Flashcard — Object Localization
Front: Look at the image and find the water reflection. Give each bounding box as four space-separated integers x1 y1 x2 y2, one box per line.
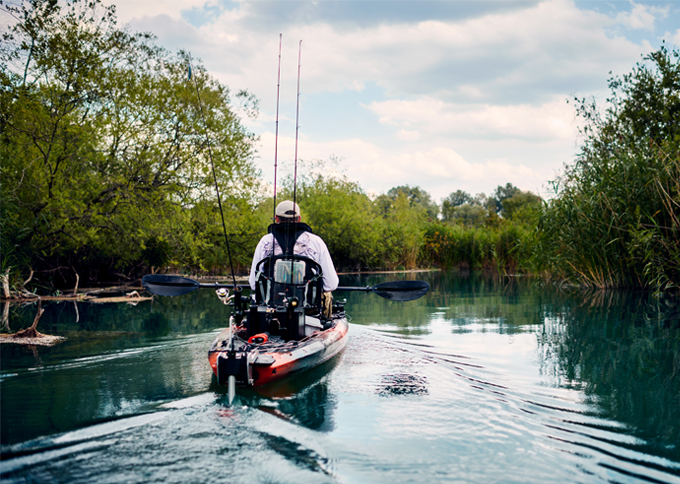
1 290 231 447
2 271 680 484
538 290 680 462
345 271 680 467
232 357 343 433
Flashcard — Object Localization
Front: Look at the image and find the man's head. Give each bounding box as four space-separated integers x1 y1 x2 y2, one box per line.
275 200 301 223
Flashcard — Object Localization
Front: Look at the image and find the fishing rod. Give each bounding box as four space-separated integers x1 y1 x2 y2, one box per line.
272 33 282 220
288 40 303 282
188 55 238 290
293 40 302 213
187 56 244 404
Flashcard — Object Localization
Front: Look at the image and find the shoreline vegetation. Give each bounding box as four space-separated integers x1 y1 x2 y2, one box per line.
1 1 679 306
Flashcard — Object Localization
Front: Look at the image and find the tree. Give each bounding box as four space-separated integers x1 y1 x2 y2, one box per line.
502 191 542 224
285 172 384 270
441 190 473 221
539 45 680 291
448 204 487 226
489 183 521 215
384 185 439 220
0 0 260 286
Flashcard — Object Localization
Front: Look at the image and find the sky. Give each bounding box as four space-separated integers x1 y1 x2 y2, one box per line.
107 0 680 202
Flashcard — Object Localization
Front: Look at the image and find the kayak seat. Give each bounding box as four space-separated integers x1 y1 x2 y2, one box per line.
254 255 324 312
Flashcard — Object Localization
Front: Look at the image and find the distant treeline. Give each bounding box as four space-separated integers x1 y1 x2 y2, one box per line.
1 1 678 293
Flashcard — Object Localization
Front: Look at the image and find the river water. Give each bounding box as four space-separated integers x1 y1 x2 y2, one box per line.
1 272 679 483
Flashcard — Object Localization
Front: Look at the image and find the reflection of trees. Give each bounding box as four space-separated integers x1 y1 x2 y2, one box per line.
3 290 229 335
341 272 546 334
538 291 680 461
0 290 234 446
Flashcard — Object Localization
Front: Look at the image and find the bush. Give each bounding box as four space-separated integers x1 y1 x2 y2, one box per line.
538 46 680 291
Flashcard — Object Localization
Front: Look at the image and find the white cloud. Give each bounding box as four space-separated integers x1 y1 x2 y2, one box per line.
256 131 552 200
365 96 577 143
614 1 668 30
110 0 213 22
396 129 421 142
103 0 663 198
669 29 680 48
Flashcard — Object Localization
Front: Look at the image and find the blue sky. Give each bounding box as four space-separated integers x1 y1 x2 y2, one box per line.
109 0 680 201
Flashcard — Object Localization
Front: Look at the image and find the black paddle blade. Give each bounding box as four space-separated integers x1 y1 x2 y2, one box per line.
372 280 430 301
142 274 200 297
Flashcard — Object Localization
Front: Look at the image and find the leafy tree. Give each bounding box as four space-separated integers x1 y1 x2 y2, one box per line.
287 172 383 270
489 183 521 215
384 185 439 220
0 0 260 286
539 45 680 291
502 191 543 224
441 190 473 222
448 204 488 226
382 192 425 269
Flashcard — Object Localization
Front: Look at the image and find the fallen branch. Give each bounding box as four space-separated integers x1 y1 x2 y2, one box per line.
11 301 45 339
23 269 34 288
72 270 79 297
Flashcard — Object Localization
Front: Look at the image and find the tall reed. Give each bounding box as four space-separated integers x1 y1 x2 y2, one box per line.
422 222 535 273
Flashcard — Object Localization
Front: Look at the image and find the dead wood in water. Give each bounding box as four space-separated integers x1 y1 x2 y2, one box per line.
11 301 45 339
1 301 64 346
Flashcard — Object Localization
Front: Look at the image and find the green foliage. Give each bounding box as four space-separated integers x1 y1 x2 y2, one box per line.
493 183 521 210
441 190 473 222
539 45 680 291
502 191 543 224
0 0 260 286
446 204 488 226
422 221 535 273
294 173 384 270
382 185 439 220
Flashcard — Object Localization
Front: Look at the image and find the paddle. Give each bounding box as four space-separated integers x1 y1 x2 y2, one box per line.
142 275 429 301
142 274 235 297
336 280 429 302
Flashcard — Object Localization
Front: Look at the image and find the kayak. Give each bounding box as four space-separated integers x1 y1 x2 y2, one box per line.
141 271 428 398
207 308 349 387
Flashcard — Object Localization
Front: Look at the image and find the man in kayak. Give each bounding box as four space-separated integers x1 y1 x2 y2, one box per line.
249 200 339 317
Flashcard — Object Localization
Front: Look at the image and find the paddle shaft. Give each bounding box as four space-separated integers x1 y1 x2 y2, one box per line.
143 275 429 301
336 286 373 292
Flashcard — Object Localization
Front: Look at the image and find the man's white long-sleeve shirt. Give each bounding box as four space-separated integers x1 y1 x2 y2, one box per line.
248 231 339 292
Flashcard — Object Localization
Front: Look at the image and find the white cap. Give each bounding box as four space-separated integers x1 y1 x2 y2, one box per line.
275 200 300 219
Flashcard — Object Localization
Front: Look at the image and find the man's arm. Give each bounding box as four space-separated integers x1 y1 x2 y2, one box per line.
317 240 339 292
249 237 267 290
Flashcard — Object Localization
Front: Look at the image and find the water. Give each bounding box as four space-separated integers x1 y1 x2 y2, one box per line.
1 272 679 483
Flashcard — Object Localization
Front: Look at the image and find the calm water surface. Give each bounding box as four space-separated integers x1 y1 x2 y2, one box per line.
1 272 679 483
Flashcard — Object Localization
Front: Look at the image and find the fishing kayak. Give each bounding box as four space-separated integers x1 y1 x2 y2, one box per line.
142 270 428 396
207 309 349 387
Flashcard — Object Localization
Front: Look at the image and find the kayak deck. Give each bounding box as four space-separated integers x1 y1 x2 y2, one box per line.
208 314 349 387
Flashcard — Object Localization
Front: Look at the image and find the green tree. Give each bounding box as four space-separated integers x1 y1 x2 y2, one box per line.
539 45 680 291
384 185 439 220
489 183 521 215
441 189 473 222
448 204 488 226
502 191 543 224
0 0 260 286
289 172 383 271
